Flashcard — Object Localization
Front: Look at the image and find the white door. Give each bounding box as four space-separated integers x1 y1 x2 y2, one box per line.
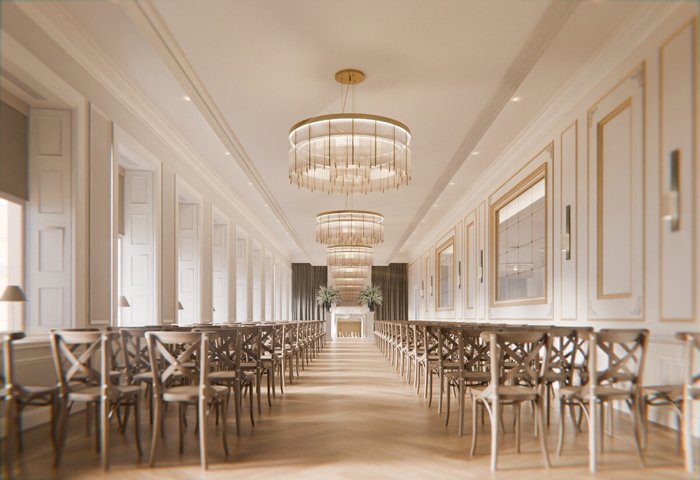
178 203 199 324
212 223 227 324
27 109 72 333
121 170 155 326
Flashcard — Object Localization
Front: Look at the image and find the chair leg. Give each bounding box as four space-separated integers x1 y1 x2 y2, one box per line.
178 404 185 454
589 398 598 473
490 398 499 472
134 398 142 457
683 388 695 473
248 385 255 427
537 397 550 468
631 395 645 467
220 399 229 456
100 398 109 470
234 383 241 437
54 400 71 467
3 398 17 478
148 399 162 467
470 397 478 456
515 402 521 453
458 380 465 437
557 398 566 455
198 398 208 470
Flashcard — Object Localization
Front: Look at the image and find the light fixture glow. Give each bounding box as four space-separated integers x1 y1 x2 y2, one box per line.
316 210 384 246
289 70 411 193
326 245 373 267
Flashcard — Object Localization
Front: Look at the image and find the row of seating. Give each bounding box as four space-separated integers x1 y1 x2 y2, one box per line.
374 320 700 473
1 320 326 474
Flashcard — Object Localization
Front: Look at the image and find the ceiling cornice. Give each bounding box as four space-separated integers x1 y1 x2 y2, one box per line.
124 0 311 262
12 1 297 264
404 1 683 261
386 0 579 263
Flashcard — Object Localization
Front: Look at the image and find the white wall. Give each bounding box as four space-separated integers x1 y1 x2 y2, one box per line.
407 8 699 433
2 2 294 431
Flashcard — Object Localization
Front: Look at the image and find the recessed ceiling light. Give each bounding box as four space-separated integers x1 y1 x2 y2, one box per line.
433 203 439 207
248 182 253 186
225 151 230 156
449 181 456 186
421 220 426 223
472 151 480 156
183 96 191 102
510 96 522 102
265 204 269 208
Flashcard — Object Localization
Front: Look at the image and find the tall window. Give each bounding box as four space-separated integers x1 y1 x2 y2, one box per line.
0 198 24 330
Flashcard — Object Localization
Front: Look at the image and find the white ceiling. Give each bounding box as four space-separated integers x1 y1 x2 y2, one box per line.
8 0 653 265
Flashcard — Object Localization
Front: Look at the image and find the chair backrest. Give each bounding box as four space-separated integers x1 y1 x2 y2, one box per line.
193 327 241 372
590 329 649 388
50 330 114 396
120 328 152 381
1 331 26 392
145 331 208 395
548 327 593 385
482 330 551 389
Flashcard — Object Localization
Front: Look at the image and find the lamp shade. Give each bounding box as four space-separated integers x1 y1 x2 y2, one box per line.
119 296 131 308
0 285 26 302
177 301 184 311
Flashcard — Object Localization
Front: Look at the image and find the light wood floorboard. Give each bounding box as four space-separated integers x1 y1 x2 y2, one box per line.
10 341 693 479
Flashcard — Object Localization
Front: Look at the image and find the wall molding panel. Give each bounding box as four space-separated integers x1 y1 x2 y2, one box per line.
587 64 645 321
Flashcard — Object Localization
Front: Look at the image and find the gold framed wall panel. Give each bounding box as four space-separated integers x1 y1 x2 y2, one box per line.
435 229 456 312
488 144 553 320
559 121 578 321
463 210 478 319
587 63 645 321
659 18 697 322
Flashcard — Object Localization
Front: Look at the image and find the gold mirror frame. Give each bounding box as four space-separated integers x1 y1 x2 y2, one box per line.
489 163 548 307
435 236 455 311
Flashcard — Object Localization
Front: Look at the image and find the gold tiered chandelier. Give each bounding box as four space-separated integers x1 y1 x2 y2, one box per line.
326 246 374 267
288 69 411 194
316 210 384 246
329 265 371 279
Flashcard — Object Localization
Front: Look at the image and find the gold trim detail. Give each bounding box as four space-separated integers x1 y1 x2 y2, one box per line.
435 234 456 311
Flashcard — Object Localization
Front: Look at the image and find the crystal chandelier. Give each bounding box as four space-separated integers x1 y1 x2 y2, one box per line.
330 265 371 279
288 69 411 193
326 245 373 267
334 277 367 287
316 210 383 246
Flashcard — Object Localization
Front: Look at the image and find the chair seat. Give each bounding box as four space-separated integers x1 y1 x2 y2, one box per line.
470 384 540 401
209 370 243 381
162 385 227 402
19 384 56 398
133 371 154 383
643 384 683 402
446 370 491 383
559 384 633 401
69 384 141 402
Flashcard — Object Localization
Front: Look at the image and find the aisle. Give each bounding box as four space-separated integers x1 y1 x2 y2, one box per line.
17 341 689 479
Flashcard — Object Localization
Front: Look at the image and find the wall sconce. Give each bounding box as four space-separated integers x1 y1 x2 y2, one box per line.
661 149 680 232
421 280 424 299
177 301 184 310
430 276 434 297
478 250 484 283
457 261 462 290
561 204 571 260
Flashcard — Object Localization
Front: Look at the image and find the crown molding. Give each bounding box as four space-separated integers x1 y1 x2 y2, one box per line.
13 1 299 264
123 0 310 262
403 1 684 262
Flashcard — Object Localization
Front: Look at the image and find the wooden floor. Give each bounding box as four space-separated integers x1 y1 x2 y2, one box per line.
12 341 693 479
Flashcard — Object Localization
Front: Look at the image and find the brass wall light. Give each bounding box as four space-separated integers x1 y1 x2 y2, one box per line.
661 149 680 232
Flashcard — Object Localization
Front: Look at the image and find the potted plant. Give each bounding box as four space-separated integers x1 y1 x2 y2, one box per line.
316 285 341 312
358 285 383 312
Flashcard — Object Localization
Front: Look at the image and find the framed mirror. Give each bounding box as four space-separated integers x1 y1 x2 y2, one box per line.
491 164 547 305
436 237 455 310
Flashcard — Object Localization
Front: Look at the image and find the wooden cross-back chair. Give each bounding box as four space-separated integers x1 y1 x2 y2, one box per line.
2 331 59 477
193 327 254 436
469 329 552 471
444 327 491 436
50 330 142 470
257 324 279 411
145 331 228 469
556 328 648 473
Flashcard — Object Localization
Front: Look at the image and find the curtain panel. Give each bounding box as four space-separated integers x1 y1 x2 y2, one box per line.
371 263 408 320
292 263 327 320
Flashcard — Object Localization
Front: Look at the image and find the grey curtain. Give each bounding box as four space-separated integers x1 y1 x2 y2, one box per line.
0 101 28 202
292 263 327 320
372 263 408 320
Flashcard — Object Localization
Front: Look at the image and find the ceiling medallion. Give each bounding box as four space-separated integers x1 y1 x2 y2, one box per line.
326 245 373 267
288 69 411 193
316 210 384 246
